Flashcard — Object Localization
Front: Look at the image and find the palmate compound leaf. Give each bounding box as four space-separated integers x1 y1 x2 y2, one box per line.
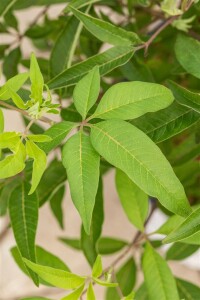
9 181 39 286
73 66 100 119
115 169 148 231
62 131 100 234
0 132 26 179
90 120 191 217
168 80 200 114
90 82 174 120
142 243 179 300
26 140 47 195
163 206 200 244
48 46 134 90
69 6 141 46
23 259 86 290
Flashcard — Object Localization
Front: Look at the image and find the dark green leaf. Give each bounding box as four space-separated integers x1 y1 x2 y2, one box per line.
9 181 39 286
49 185 65 229
70 6 141 46
168 80 200 114
176 278 200 300
81 178 104 265
48 46 134 90
37 159 67 206
97 237 128 255
131 102 200 143
3 47 21 79
106 258 136 300
166 243 199 260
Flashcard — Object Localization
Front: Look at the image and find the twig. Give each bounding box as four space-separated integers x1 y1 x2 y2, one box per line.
0 100 54 125
81 202 156 298
143 15 179 56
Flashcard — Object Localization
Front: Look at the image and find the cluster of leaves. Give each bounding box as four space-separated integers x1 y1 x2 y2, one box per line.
0 0 200 299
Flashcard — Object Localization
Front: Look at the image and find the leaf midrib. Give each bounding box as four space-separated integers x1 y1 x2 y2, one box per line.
94 92 168 118
93 125 176 201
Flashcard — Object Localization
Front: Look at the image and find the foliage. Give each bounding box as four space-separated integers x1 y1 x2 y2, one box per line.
0 0 200 299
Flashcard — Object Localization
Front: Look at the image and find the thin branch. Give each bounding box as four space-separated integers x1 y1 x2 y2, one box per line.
81 202 156 298
143 15 179 56
0 100 54 125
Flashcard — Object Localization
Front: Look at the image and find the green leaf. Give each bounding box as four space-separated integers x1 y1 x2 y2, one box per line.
50 16 81 77
92 255 102 278
116 169 148 231
9 182 39 286
50 16 82 77
97 237 128 255
0 135 26 179
37 159 67 206
49 185 65 229
166 243 199 260
11 245 69 285
61 284 85 300
73 66 100 119
131 102 200 143
142 243 179 300
69 6 141 46
23 258 86 289
164 207 200 244
3 47 21 79
9 89 28 109
106 258 136 300
48 46 134 90
176 278 200 300
135 283 148 300
0 178 21 216
168 80 200 114
91 82 174 120
0 73 29 100
81 178 104 265
0 0 17 16
38 121 76 154
27 135 52 142
65 0 101 12
59 238 81 250
87 283 96 300
90 120 191 217
26 140 47 194
175 34 200 79
30 53 44 104
62 131 100 234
